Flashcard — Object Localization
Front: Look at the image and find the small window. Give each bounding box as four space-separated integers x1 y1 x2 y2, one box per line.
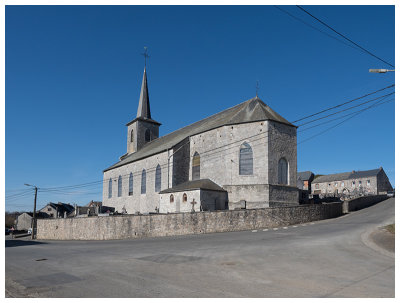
352 181 355 188
328 183 331 187
48 207 52 211
183 193 187 202
359 180 362 187
128 173 133 196
170 194 174 203
108 178 112 198
130 129 134 143
118 175 122 197
145 129 151 142
315 184 319 189
335 182 338 187
141 169 146 194
367 180 370 186
341 182 344 187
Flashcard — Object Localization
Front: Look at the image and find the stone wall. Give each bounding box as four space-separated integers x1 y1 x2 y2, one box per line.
342 195 388 213
36 203 343 241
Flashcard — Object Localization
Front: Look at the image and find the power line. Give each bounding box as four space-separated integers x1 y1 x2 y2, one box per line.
291 84 394 123
298 97 394 133
296 5 394 68
298 94 393 145
274 5 362 53
297 91 394 127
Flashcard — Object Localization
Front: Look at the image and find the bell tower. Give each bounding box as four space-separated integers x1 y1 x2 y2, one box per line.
126 62 161 154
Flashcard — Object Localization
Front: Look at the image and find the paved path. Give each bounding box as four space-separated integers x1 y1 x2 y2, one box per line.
5 198 395 297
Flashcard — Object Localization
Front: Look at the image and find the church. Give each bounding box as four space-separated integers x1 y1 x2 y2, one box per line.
103 67 299 214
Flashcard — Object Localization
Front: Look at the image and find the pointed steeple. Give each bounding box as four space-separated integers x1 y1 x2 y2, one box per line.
136 67 151 119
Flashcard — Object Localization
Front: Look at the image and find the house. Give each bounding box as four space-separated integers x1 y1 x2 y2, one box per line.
311 167 393 198
15 212 49 231
39 202 75 218
103 66 299 214
297 171 314 192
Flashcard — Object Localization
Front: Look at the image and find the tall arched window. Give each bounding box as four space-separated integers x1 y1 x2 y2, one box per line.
141 169 147 194
145 129 151 142
192 152 200 180
239 142 253 175
130 129 134 143
183 193 187 202
155 164 161 192
117 176 122 197
278 158 288 185
128 173 133 196
170 194 174 203
108 178 112 198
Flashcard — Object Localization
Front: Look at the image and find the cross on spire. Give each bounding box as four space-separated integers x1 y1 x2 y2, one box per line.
142 46 150 68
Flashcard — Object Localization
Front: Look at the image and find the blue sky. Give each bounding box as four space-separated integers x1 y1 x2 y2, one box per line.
5 5 395 211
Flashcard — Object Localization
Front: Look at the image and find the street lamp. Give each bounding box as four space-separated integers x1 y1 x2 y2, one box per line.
24 183 38 239
369 69 395 73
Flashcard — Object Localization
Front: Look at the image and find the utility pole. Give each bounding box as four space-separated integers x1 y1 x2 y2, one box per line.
25 184 38 239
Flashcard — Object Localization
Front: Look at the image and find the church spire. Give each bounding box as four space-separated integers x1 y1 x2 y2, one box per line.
136 67 151 119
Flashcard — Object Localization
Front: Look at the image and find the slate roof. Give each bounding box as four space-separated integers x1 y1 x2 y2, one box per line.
105 97 295 172
312 168 382 183
159 179 226 194
297 171 314 181
48 202 75 214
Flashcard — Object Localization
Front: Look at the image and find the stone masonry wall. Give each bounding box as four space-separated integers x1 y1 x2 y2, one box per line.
342 195 388 213
36 203 343 241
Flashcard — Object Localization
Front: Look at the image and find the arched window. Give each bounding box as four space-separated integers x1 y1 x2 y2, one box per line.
170 194 174 203
117 175 122 197
192 152 200 180
141 169 146 194
239 142 253 175
145 129 151 142
278 158 288 185
183 193 187 202
128 173 133 196
155 164 161 192
130 129 134 143
108 178 112 198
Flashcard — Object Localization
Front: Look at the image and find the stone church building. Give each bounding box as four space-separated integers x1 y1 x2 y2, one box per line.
103 67 299 214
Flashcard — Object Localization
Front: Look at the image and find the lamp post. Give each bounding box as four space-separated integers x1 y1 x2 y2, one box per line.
369 69 395 73
24 184 38 239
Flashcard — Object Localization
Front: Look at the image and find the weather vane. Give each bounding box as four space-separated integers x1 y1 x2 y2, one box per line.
256 80 260 97
142 46 150 67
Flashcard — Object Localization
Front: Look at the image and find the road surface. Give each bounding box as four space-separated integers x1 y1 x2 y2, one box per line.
5 198 395 297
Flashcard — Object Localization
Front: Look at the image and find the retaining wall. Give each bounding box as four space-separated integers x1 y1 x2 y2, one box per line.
36 203 343 241
342 195 388 213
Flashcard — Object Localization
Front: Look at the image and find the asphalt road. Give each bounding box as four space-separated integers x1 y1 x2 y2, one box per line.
5 198 395 298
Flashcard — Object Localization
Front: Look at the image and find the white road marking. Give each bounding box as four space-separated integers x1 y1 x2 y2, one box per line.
310 222 315 225
273 228 279 231
292 226 298 228
283 227 288 230
263 229 269 231
252 230 257 233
